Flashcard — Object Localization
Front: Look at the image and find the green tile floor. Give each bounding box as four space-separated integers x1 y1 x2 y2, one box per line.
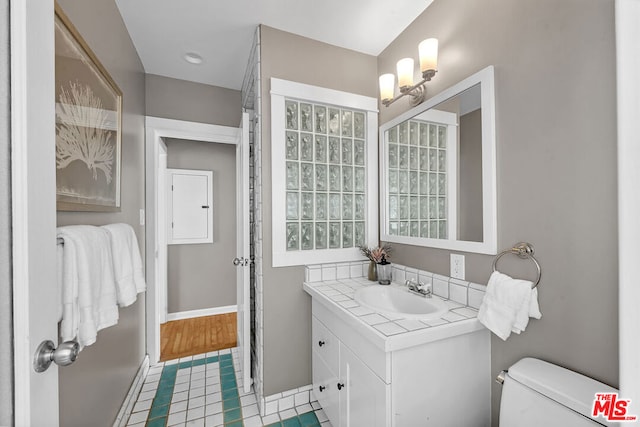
125 349 327 427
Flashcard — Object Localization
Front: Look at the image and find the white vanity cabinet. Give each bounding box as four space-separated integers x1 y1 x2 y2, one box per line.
310 296 490 427
312 315 388 427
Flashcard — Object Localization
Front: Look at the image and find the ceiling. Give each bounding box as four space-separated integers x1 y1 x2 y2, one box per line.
115 0 434 90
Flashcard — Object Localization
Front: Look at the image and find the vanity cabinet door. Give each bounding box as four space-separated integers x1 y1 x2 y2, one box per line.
312 349 340 424
312 316 339 371
339 343 389 427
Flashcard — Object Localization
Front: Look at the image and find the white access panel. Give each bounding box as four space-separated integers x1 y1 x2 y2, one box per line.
168 168 213 244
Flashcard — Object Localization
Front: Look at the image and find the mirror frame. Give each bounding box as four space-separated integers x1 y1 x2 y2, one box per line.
379 65 497 254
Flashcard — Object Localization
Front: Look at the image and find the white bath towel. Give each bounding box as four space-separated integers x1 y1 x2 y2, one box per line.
57 225 119 348
101 223 146 307
477 271 542 340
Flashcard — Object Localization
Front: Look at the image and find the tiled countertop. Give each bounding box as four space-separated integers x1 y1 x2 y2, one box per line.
303 273 487 352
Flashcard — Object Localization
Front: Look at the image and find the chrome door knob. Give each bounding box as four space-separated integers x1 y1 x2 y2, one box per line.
34 340 79 373
233 257 243 266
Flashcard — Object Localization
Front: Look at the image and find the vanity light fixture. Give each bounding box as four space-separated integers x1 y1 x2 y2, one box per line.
379 38 438 107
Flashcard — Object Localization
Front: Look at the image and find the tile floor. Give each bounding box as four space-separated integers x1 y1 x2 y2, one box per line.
126 348 332 427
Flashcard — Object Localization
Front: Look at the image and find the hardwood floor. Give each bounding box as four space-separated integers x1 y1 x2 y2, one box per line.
160 313 237 361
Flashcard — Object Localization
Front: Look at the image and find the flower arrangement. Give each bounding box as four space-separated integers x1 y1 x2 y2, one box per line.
358 244 393 264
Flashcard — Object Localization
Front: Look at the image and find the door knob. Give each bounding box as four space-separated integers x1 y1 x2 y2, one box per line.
233 257 250 266
337 382 345 390
33 340 79 373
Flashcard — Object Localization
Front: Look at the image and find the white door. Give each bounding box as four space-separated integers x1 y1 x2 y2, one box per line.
11 0 60 425
157 142 168 324
236 111 252 393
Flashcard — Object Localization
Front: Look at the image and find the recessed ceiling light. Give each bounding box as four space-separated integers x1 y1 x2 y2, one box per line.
183 52 203 65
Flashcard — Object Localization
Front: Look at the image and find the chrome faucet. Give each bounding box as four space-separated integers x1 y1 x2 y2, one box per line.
405 278 432 298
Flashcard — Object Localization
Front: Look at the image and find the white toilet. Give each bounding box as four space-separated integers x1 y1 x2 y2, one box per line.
500 358 620 426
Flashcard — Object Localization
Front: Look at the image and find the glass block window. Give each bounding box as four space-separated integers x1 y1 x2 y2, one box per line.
284 100 367 251
271 78 378 267
386 119 450 239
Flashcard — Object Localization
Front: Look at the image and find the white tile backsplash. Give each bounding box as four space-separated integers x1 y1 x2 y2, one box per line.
392 265 406 283
418 270 433 285
404 267 418 282
321 264 337 281
306 266 322 283
449 278 469 287
350 262 363 277
432 277 449 298
468 287 485 309
336 263 350 279
449 283 468 305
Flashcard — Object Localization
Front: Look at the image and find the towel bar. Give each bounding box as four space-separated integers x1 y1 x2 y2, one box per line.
492 242 541 288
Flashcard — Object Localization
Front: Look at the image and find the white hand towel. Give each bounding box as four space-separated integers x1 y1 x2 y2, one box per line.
477 271 542 340
101 223 147 307
57 225 119 348
512 287 542 334
57 235 79 341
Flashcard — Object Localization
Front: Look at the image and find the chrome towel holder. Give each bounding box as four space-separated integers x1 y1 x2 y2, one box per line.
492 242 541 288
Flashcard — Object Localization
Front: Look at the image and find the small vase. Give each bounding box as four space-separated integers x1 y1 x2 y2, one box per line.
367 260 377 281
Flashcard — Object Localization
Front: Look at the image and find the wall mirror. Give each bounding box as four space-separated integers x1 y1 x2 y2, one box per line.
379 66 497 254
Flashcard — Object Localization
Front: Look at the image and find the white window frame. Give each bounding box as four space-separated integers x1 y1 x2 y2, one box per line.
271 78 379 267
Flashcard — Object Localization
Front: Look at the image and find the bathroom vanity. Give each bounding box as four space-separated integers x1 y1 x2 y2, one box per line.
304 276 490 427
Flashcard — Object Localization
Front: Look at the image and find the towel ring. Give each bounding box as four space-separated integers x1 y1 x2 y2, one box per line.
492 242 541 288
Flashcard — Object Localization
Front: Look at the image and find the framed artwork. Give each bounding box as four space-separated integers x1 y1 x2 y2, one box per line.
54 4 122 211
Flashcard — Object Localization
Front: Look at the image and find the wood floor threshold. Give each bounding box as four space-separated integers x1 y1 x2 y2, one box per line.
160 312 237 362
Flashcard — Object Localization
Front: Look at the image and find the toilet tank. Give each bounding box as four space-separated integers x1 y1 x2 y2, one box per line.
500 358 619 427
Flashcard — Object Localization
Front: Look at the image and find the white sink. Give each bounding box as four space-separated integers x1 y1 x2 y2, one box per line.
354 286 449 320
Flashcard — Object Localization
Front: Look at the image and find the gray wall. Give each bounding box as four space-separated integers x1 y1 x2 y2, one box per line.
378 0 617 424
165 138 237 313
0 0 13 425
55 1 147 426
260 25 378 395
459 109 483 242
146 74 241 127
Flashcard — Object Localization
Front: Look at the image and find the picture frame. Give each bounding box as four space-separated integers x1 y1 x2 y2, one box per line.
54 4 122 211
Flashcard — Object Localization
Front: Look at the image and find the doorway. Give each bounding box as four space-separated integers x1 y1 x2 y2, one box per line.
161 138 238 361
145 116 252 391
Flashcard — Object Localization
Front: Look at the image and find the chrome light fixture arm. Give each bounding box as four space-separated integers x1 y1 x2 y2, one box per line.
381 69 437 107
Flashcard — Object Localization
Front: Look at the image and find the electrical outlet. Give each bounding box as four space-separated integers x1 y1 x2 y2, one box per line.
450 254 465 279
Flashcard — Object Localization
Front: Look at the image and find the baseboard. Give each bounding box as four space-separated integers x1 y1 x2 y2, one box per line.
262 384 313 416
167 305 237 322
113 355 149 427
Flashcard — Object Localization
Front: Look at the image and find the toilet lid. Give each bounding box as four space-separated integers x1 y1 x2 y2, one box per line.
508 358 618 423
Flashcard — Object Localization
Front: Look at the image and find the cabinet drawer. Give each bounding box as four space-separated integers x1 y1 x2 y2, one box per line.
312 350 340 425
312 315 339 372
